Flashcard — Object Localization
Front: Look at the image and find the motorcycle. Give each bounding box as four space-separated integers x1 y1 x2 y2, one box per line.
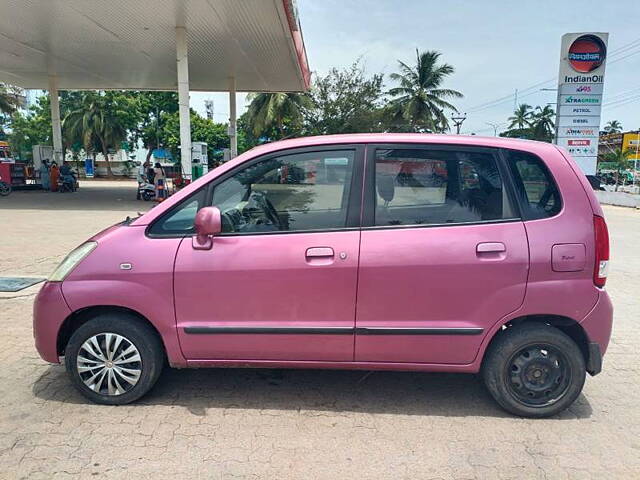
0 175 11 196
138 179 156 201
57 172 78 193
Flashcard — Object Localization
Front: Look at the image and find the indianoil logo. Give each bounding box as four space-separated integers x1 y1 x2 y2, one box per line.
568 35 606 73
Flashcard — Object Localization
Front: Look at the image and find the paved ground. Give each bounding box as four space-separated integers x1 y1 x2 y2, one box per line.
1 181 639 479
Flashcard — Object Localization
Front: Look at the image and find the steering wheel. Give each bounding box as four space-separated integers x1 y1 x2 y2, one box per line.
260 195 281 227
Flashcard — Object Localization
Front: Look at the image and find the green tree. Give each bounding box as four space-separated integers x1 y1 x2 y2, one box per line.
602 148 632 190
7 95 54 161
508 104 534 129
0 84 21 115
387 49 463 132
500 105 555 143
603 120 623 134
244 92 311 140
530 105 555 142
63 92 136 176
162 109 232 167
305 61 385 135
130 91 179 162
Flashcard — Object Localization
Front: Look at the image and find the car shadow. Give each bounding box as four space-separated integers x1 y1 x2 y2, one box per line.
32 365 593 419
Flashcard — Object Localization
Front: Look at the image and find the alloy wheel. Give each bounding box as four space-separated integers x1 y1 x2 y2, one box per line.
76 333 142 396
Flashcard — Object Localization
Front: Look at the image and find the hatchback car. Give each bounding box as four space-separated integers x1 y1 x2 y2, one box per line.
34 134 612 417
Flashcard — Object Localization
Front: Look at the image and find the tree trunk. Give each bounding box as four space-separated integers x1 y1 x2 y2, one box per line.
100 137 114 177
92 152 98 178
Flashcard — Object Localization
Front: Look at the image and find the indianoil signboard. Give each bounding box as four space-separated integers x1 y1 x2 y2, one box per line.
555 32 609 175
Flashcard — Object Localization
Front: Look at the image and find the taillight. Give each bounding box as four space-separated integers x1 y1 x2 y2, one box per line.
593 215 610 287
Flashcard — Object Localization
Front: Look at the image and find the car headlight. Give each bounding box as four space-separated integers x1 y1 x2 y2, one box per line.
48 242 97 282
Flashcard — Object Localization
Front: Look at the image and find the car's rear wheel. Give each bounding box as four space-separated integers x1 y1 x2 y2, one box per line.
482 323 586 418
64 313 164 405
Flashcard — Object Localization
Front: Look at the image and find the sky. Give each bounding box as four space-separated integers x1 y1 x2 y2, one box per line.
192 0 640 135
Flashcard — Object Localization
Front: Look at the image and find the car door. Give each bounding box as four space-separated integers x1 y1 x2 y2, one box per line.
173 146 364 361
355 144 529 364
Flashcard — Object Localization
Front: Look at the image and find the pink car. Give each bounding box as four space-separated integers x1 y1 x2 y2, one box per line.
33 134 612 417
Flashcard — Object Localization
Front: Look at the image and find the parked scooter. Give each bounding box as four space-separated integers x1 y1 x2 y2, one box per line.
138 179 155 201
0 175 11 196
57 172 78 193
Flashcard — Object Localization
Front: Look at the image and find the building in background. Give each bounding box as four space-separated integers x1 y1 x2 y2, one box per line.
598 130 640 166
622 132 640 170
598 132 624 158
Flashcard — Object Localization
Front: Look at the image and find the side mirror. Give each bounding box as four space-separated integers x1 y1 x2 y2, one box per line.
192 206 221 250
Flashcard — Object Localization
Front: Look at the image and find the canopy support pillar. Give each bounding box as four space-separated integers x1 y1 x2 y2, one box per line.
176 26 192 178
229 76 237 159
48 75 63 163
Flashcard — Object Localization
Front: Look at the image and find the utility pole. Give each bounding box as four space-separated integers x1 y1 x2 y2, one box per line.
451 113 467 134
486 122 500 136
514 89 518 111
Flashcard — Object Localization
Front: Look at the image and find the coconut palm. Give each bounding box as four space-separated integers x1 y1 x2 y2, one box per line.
603 120 623 134
508 104 533 129
387 49 463 133
63 93 127 177
603 148 632 190
530 105 555 141
245 92 311 139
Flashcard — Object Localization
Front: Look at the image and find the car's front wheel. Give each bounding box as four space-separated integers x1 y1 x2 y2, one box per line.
482 323 586 418
64 313 164 405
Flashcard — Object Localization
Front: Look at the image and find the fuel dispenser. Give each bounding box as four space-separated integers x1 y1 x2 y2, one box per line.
191 142 208 180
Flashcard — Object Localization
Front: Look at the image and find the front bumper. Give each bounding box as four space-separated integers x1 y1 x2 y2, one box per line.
33 281 71 363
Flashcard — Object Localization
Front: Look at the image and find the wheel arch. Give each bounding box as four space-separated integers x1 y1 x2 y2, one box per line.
481 314 591 368
57 305 167 360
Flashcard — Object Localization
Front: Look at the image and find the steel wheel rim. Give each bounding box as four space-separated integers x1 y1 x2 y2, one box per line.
77 333 142 396
505 343 572 408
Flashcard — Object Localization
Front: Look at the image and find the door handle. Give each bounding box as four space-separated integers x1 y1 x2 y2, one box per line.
476 242 506 253
306 247 334 258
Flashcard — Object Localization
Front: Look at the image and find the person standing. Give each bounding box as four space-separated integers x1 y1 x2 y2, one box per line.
153 162 166 201
50 162 60 192
136 161 150 200
40 159 50 191
147 162 156 185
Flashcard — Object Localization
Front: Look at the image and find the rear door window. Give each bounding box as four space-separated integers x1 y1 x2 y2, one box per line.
505 150 562 220
372 148 516 226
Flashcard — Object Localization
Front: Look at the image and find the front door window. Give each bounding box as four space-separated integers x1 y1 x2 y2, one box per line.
212 150 355 233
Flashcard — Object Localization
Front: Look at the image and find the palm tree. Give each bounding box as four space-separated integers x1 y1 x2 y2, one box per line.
530 105 555 142
387 49 463 132
603 120 623 134
508 104 533 129
603 148 632 190
0 84 20 114
245 92 311 139
63 93 127 177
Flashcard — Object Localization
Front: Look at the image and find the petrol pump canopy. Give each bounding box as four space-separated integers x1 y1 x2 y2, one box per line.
0 0 311 92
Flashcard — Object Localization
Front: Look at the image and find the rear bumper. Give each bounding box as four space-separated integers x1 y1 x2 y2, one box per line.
587 342 602 376
579 290 613 375
33 281 71 364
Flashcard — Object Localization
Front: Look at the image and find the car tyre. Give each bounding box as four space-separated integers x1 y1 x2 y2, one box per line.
64 313 164 405
482 323 586 418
